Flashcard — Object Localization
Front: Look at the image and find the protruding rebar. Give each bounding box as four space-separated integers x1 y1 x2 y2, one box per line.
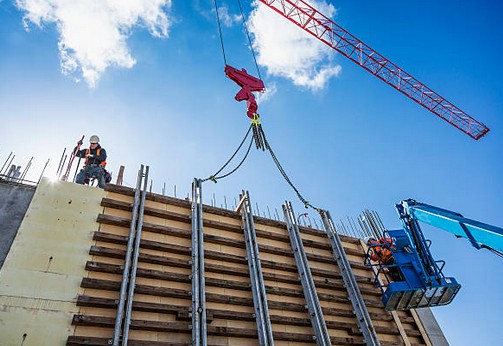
38 159 50 184
3 154 15 175
58 155 67 178
56 148 66 177
0 152 13 175
19 157 33 182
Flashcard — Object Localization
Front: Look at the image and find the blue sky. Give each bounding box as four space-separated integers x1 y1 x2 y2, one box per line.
1 0 502 344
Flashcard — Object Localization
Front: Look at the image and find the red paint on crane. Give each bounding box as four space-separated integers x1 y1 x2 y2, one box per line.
259 0 489 140
225 64 265 119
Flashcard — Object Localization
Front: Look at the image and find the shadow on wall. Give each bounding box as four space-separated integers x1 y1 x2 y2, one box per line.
0 180 36 269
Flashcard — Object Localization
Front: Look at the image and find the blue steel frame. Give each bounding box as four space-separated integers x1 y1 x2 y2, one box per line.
364 198 503 310
402 199 503 254
364 227 461 311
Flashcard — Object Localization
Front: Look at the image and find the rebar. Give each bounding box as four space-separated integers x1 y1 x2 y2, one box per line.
72 157 81 183
58 155 67 178
56 148 66 177
19 157 33 182
3 154 15 175
38 159 50 184
0 152 13 175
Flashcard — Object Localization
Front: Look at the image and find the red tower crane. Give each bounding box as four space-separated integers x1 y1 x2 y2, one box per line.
259 0 489 140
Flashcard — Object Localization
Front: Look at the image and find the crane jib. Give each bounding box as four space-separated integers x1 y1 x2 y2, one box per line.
259 0 489 140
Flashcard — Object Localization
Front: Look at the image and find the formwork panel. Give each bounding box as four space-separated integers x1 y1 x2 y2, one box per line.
0 182 440 345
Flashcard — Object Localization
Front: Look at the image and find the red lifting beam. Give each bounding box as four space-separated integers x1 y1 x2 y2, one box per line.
259 0 489 140
225 64 265 119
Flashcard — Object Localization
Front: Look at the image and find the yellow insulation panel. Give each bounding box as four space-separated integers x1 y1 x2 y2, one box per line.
0 178 106 346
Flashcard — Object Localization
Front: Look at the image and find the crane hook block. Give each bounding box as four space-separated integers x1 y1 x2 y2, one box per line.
224 64 265 119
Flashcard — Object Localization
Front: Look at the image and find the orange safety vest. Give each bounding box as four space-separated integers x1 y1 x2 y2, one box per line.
85 148 107 167
369 238 394 264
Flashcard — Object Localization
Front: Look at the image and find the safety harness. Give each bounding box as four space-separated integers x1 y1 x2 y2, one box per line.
85 148 107 167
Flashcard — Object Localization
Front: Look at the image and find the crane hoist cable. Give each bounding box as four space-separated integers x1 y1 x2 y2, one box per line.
213 0 262 78
213 0 227 66
210 2 319 211
236 0 262 80
215 0 265 120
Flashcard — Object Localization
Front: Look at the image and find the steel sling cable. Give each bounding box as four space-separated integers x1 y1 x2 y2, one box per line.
202 121 321 212
258 125 320 211
213 135 254 181
202 124 253 182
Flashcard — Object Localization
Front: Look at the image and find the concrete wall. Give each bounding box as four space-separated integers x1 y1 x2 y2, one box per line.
0 181 35 269
0 178 106 346
416 308 450 346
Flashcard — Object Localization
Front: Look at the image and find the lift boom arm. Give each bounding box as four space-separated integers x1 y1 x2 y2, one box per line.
258 0 489 140
399 199 503 254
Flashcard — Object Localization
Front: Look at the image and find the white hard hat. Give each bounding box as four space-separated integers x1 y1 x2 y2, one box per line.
364 236 376 245
89 135 100 144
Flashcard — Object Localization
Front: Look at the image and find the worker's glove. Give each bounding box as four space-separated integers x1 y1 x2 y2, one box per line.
77 140 83 145
86 154 94 159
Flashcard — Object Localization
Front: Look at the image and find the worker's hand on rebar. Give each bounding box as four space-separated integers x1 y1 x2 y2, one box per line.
77 140 83 145
86 154 94 159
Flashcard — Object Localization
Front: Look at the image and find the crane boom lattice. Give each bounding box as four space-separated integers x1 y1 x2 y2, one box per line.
259 0 489 140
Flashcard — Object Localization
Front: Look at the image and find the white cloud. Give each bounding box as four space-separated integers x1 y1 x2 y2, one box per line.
248 0 341 91
216 5 241 27
257 81 277 104
15 0 172 87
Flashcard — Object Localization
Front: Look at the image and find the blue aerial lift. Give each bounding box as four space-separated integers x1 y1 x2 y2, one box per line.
364 199 503 311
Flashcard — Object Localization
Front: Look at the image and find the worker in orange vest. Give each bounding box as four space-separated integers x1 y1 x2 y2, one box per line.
365 236 403 281
74 135 107 188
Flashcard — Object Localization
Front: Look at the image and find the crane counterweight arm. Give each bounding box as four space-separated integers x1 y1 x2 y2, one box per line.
259 0 489 140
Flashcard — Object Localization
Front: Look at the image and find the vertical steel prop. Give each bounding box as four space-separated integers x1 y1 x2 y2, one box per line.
122 166 149 345
320 209 381 346
112 165 148 346
239 191 274 345
283 201 331 345
191 178 207 345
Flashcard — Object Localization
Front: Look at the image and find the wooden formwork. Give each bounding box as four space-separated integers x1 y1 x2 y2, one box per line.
68 184 431 346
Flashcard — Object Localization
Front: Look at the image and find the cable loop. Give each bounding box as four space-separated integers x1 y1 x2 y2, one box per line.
201 119 321 213
202 124 253 182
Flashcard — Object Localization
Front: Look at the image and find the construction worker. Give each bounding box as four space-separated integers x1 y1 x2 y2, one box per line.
74 135 107 188
364 236 403 281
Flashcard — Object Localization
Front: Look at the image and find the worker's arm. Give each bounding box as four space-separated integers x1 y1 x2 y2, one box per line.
74 147 87 159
